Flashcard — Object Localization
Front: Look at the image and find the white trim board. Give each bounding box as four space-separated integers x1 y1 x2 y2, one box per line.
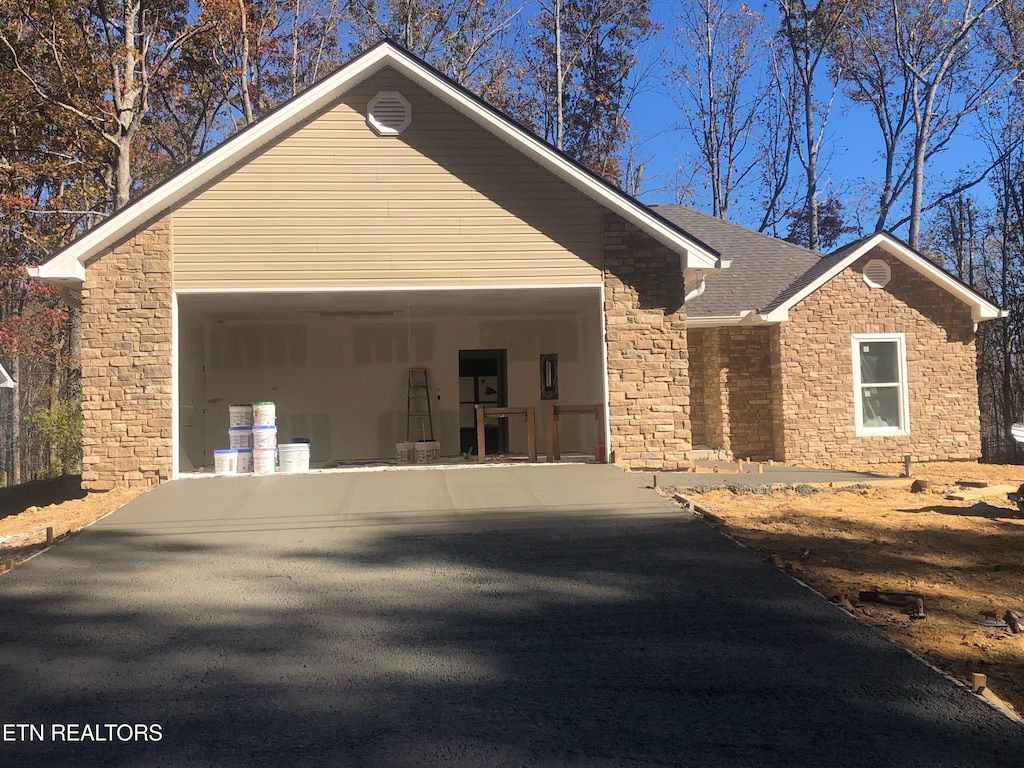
851 332 911 437
172 283 604 295
0 362 13 388
761 232 1004 324
29 42 722 289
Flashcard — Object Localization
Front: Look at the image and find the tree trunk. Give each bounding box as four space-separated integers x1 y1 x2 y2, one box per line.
11 354 20 485
1001 196 1014 461
555 0 564 150
803 70 818 251
238 0 255 124
908 129 928 249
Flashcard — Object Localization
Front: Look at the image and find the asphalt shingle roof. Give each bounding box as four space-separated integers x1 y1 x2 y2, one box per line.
649 205 821 318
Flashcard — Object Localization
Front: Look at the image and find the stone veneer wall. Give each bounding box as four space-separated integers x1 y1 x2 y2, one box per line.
688 327 773 459
687 331 708 447
80 217 174 489
602 212 691 469
719 327 773 460
773 248 980 464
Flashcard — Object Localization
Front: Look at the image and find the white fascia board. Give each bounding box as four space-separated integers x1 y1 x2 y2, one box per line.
26 260 85 285
0 362 14 388
686 311 758 328
33 43 722 289
686 310 782 328
761 232 1003 323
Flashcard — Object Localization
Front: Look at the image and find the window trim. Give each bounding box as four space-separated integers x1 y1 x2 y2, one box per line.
851 333 910 436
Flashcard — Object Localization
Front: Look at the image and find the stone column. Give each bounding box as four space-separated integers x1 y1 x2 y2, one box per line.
602 213 691 469
80 217 173 489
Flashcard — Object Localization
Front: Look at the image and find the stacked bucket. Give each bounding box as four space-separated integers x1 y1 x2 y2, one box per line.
214 402 275 474
213 401 311 475
228 404 254 472
251 401 277 474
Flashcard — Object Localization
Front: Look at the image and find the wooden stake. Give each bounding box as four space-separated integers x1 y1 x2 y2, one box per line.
757 463 764 474
737 458 744 472
653 474 659 489
972 673 987 693
46 527 54 545
903 454 913 478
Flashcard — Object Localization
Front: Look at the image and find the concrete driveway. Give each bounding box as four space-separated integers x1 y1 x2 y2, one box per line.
1 465 1021 767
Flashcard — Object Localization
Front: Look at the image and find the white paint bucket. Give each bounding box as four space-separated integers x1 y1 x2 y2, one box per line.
396 441 415 464
213 449 238 475
252 425 277 449
252 401 276 426
253 447 276 474
278 443 310 473
414 441 441 463
228 426 252 449
229 404 253 427
236 448 253 473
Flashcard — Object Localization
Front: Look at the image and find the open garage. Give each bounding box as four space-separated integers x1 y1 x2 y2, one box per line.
175 287 606 471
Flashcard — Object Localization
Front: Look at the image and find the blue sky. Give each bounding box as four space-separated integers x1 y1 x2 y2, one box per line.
622 1 996 239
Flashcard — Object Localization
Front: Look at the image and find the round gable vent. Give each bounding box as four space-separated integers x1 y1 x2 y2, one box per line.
863 258 891 289
367 91 411 136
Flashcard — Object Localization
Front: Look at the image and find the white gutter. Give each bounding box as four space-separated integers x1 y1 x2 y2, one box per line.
686 311 782 328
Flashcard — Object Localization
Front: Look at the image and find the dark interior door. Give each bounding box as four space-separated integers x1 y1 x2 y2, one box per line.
458 349 507 455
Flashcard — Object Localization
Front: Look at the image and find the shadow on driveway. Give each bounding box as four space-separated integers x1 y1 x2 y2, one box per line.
0 467 1021 767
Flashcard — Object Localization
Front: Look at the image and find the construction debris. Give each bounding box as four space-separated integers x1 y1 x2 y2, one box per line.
858 590 926 619
945 484 1019 501
1005 610 1024 634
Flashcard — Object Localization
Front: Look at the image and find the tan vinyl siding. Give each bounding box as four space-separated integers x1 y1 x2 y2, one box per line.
173 69 604 290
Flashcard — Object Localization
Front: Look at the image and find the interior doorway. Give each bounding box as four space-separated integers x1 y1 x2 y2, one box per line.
459 349 507 456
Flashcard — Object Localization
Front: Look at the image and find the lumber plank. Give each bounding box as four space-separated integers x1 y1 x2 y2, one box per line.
945 484 1019 501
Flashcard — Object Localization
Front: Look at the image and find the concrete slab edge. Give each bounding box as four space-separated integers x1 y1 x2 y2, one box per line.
663 489 1024 727
177 459 602 480
0 487 154 578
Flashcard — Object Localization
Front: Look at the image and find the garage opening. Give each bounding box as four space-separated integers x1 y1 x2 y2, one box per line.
175 287 605 474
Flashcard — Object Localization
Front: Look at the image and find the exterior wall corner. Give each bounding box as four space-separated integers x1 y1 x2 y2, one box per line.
80 215 174 489
602 212 692 470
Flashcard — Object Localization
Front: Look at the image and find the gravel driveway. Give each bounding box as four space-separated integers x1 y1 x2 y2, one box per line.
1 465 1021 767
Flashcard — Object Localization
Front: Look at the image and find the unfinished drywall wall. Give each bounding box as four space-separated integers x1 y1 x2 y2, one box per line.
183 304 603 467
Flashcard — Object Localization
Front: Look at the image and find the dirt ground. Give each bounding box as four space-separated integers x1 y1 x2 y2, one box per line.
3 461 1024 719
0 482 143 571
672 460 1024 719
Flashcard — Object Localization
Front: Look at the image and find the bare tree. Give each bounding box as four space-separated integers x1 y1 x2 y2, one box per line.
671 0 770 220
834 0 1018 248
530 0 656 184
0 0 209 211
777 0 852 251
345 0 524 106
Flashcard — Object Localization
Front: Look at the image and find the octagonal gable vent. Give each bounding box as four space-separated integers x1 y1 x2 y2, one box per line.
863 258 891 289
368 91 411 136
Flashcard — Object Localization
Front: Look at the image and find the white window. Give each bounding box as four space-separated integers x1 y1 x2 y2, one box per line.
852 333 909 435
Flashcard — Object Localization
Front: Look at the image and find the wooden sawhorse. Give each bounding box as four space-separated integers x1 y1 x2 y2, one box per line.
546 403 603 462
475 405 537 463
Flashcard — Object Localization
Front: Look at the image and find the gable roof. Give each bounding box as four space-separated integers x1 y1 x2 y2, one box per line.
651 207 1003 325
29 41 721 288
0 361 13 388
760 231 1004 323
651 205 819 319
